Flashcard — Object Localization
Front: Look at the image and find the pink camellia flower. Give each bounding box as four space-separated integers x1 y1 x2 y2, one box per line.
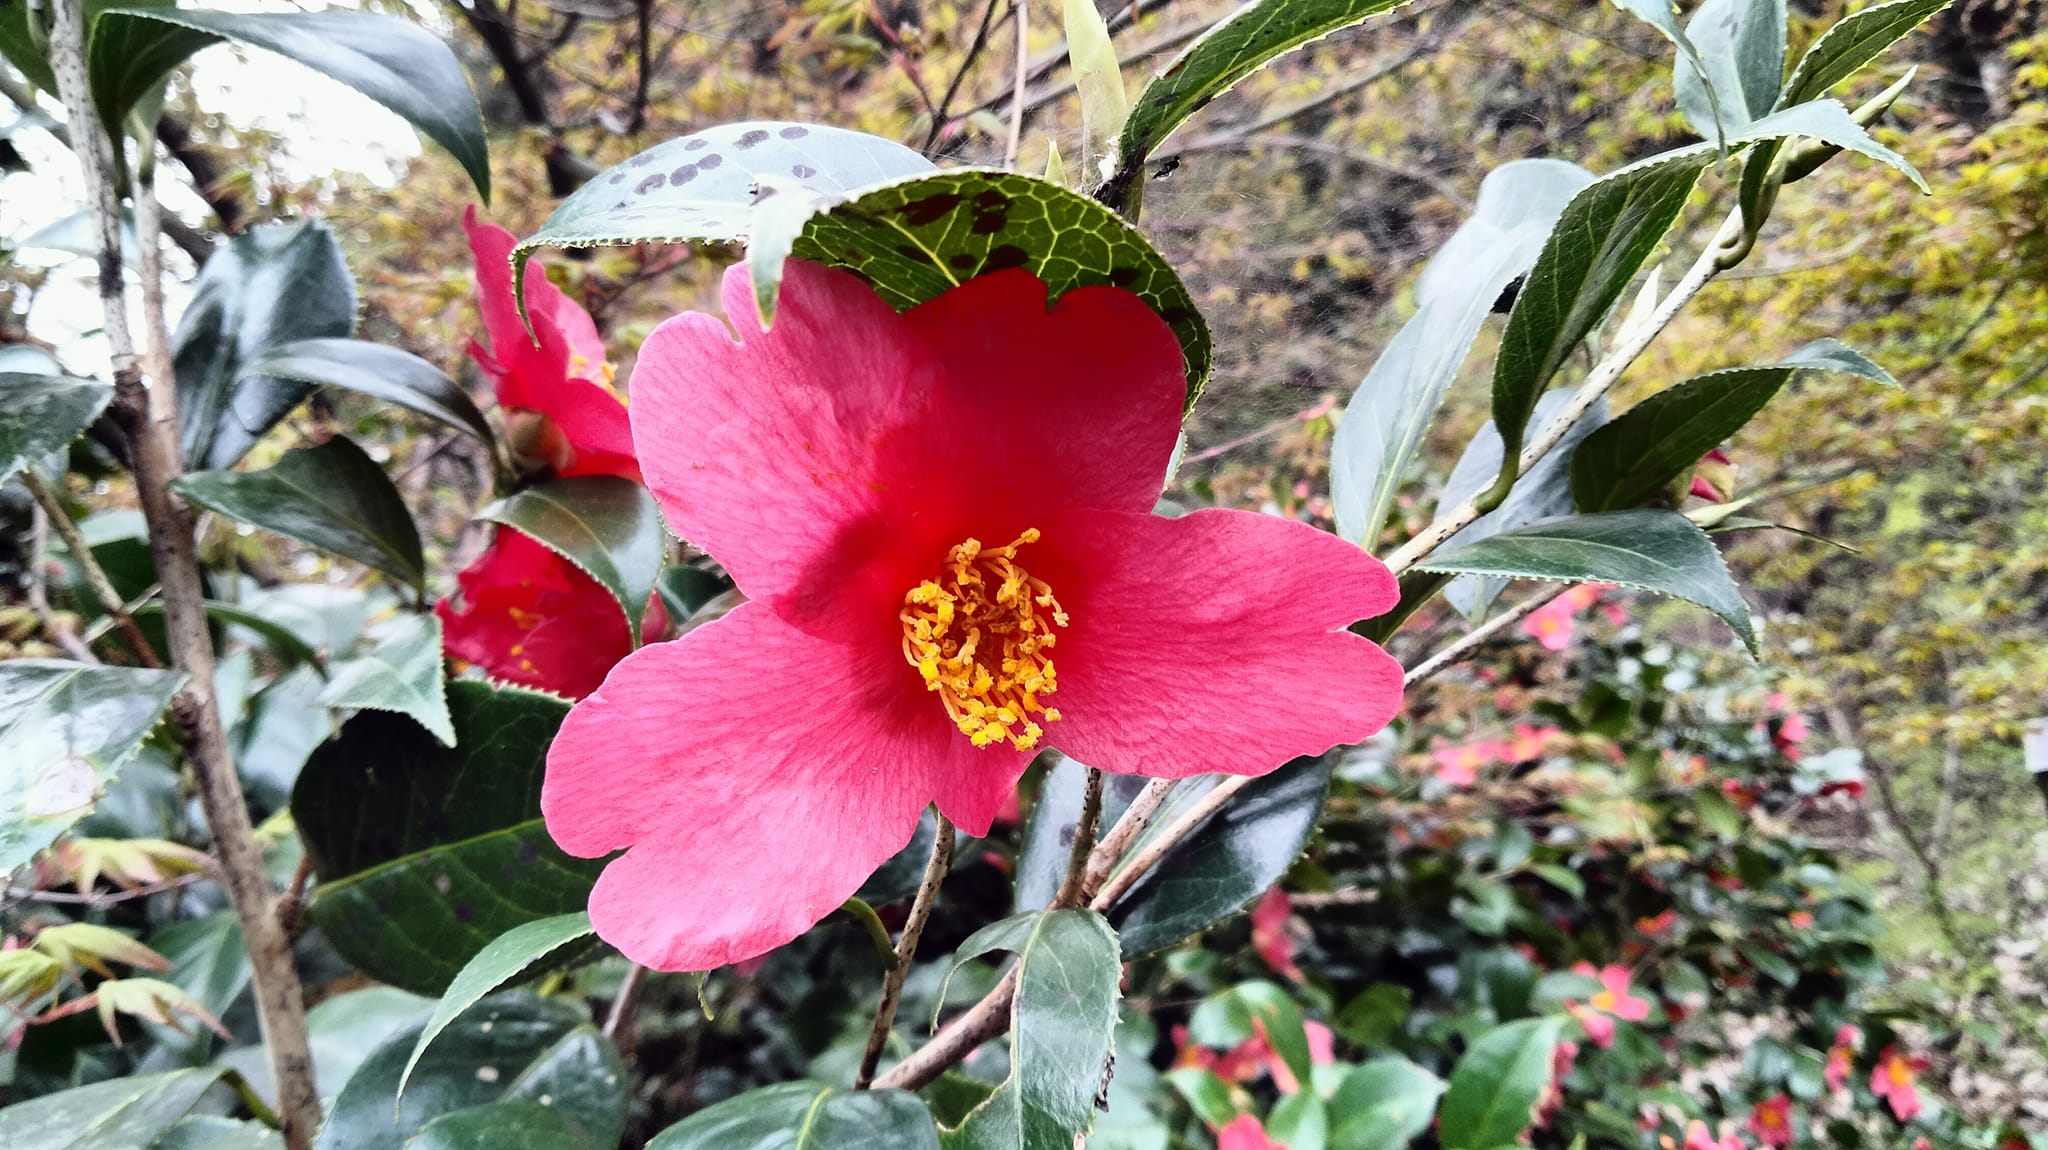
1520 583 1602 651
1251 887 1305 983
1431 740 1502 785
1747 1094 1794 1148
1534 1038 1579 1129
1690 447 1736 502
542 262 1405 971
1871 1045 1932 1121
1568 962 1652 1048
1686 1120 1746 1150
1505 723 1563 762
1216 1114 1286 1150
1825 1024 1861 1093
1788 909 1816 930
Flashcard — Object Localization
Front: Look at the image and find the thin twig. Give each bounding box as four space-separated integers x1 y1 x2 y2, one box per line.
1051 768 1105 907
274 853 314 934
1401 585 1567 685
1382 203 1750 577
23 499 96 663
923 0 1005 152
6 871 208 907
45 4 320 1143
856 816 955 1088
1079 777 1174 900
1004 0 1028 169
602 963 648 1047
23 471 163 667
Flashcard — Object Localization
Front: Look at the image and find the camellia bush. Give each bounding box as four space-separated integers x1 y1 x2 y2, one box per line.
0 0 2031 1148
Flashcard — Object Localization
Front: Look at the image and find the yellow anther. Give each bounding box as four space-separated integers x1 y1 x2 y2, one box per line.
899 530 1067 751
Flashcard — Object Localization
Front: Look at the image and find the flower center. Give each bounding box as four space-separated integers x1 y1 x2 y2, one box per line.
900 529 1068 750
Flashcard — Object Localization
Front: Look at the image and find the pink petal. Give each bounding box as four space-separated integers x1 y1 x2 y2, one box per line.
1030 508 1401 779
542 602 1025 970
627 261 1184 637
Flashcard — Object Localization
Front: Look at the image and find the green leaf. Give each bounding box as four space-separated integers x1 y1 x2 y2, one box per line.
1013 754 1151 913
1327 1058 1446 1150
1190 981 1314 1090
1267 1092 1329 1150
171 221 357 470
317 613 453 746
1415 508 1756 653
1778 0 1952 109
90 8 489 198
171 437 425 596
1489 148 1715 465
0 1068 224 1148
241 339 497 457
943 909 1122 1150
318 992 626 1150
1162 1068 1238 1128
1571 339 1889 513
1115 0 1418 168
1674 0 1786 136
1331 160 1593 546
219 986 435 1112
156 1116 284 1150
0 659 185 874
1064 0 1128 181
1739 97 1925 191
1334 983 1411 1049
1436 1016 1567 1150
409 1101 604 1150
145 911 248 1056
133 598 328 674
1104 754 1334 955
399 913 597 1102
293 681 602 995
646 1081 939 1149
0 373 113 479
1608 0 1728 141
477 476 666 641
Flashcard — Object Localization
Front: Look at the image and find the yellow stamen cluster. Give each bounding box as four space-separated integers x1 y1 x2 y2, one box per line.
900 529 1068 750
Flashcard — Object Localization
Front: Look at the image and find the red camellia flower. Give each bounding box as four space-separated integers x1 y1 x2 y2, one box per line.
1747 1094 1794 1148
1568 962 1652 1048
1871 1044 1932 1121
1216 1114 1286 1150
542 262 1404 970
1251 887 1305 983
436 210 651 698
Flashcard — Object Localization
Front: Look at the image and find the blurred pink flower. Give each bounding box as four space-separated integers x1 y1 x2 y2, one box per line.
1568 962 1651 1048
1431 740 1503 785
1520 584 1605 651
1825 1025 1861 1093
1871 1045 1932 1121
1748 1094 1793 1148
1217 1114 1286 1150
1251 887 1304 983
1686 1120 1746 1150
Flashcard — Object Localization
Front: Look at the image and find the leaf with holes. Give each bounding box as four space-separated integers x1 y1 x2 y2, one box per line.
0 659 185 874
1331 159 1593 547
399 913 597 1104
1105 754 1334 956
0 1068 224 1148
943 909 1122 1150
0 373 113 480
242 339 497 458
646 1081 939 1149
171 437 425 596
478 476 667 641
1116 0 1419 171
1437 1016 1568 1150
319 992 625 1150
1416 508 1756 652
317 613 453 747
171 221 357 470
293 680 602 995
89 8 488 197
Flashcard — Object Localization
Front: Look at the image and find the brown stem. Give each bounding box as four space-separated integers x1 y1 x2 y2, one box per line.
1051 768 1105 907
857 816 956 1088
22 471 164 667
1401 585 1566 686
602 963 648 1056
45 3 319 1144
1003 0 1028 169
1079 777 1173 901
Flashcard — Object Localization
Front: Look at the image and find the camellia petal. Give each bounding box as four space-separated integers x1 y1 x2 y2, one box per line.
542 602 1027 969
437 529 636 699
628 261 1185 634
1023 507 1402 779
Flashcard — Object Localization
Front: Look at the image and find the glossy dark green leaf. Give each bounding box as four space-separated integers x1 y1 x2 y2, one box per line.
1489 148 1714 464
1328 1057 1446 1150
170 221 356 470
478 476 665 639
1416 508 1756 652
0 0 157 98
1115 0 1417 168
1778 0 1951 109
400 913 597 1101
134 599 327 673
171 437 424 595
1331 160 1593 546
0 372 113 479
217 986 434 1111
0 1068 223 1148
646 1081 939 1149
318 992 625 1150
944 909 1121 1150
409 1101 603 1150
1674 0 1786 136
858 807 982 905
1013 754 1156 913
1436 1016 1567 1150
90 8 489 197
317 613 452 746
1570 336 1896 513
155 1116 283 1150
1437 389 1610 619
294 680 602 994
0 659 185 874
242 338 496 456
1105 753 1334 956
